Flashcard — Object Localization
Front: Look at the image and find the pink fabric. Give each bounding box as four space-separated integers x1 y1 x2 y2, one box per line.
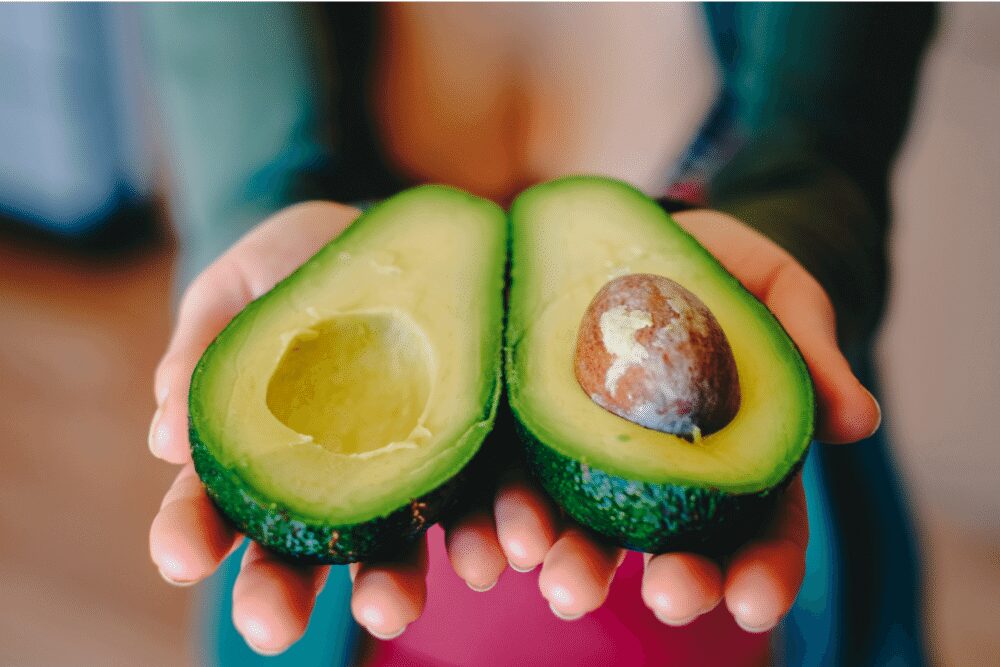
366 525 768 666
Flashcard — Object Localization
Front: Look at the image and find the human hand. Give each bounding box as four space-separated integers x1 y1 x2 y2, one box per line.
482 208 882 633
149 203 880 653
148 201 508 653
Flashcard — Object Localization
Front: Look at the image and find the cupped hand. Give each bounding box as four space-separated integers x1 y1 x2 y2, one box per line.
149 203 880 654
485 208 882 633
148 201 530 653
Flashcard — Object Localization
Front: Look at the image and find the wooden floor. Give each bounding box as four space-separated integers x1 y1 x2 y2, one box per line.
0 230 194 666
0 223 996 666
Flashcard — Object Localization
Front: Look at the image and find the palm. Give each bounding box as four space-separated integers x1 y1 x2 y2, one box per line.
148 203 879 653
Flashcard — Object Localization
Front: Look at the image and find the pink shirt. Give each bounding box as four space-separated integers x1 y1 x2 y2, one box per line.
366 525 769 666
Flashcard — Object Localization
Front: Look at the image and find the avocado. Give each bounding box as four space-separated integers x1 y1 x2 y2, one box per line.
506 177 814 555
189 186 507 564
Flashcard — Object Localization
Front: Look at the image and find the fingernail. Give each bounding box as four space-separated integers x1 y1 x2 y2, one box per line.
509 560 536 573
655 610 698 627
467 579 497 592
360 605 387 631
158 568 197 587
505 539 529 561
157 554 195 586
548 601 584 621
242 617 282 655
650 591 699 625
247 644 284 657
549 584 573 605
148 408 168 456
864 388 882 438
735 617 775 634
368 625 407 641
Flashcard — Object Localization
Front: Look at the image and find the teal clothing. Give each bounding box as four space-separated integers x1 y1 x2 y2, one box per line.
142 4 399 286
142 3 934 665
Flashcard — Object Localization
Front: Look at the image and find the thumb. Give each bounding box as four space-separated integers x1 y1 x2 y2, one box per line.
148 201 360 464
764 262 881 444
149 266 251 463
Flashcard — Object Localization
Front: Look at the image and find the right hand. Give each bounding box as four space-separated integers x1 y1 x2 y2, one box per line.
147 201 557 655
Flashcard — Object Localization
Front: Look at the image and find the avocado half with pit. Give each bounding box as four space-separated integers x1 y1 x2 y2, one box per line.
189 186 506 564
506 177 814 555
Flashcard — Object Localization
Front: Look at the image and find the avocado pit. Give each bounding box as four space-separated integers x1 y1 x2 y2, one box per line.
574 273 740 440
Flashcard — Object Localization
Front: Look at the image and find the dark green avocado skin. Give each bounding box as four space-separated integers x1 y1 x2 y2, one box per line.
518 419 806 556
190 421 477 565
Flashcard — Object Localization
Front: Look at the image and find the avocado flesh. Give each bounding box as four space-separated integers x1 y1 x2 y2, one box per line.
190 186 506 563
507 177 814 554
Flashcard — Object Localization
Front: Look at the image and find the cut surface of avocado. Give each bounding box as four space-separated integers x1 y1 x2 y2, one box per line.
190 186 506 562
506 176 814 553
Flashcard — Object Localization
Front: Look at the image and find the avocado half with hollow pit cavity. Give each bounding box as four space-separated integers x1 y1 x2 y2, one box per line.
189 186 507 564
506 177 814 555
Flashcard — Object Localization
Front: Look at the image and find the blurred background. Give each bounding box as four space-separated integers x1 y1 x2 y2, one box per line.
0 3 997 665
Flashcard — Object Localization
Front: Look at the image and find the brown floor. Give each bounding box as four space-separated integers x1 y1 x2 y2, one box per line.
919 508 1000 666
0 231 193 666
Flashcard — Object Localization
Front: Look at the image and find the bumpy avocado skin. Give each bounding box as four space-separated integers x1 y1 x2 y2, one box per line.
518 419 805 556
190 411 496 565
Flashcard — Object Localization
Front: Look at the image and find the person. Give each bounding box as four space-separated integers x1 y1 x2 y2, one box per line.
143 4 934 665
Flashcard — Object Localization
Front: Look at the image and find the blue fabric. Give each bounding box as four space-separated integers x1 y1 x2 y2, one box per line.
0 4 151 235
782 410 927 667
780 446 842 667
141 3 330 285
812 358 928 666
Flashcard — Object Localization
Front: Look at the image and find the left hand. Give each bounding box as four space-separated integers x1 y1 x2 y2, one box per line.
452 208 881 633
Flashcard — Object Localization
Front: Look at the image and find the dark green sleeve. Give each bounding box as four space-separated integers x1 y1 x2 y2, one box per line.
704 4 935 347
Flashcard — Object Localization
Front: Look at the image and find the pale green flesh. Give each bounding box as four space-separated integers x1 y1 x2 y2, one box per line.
191 187 506 524
508 177 813 493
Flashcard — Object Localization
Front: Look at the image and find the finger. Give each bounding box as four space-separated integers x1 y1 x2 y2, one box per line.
675 210 880 444
155 201 360 398
150 464 241 585
641 552 723 626
226 201 361 298
493 472 560 572
149 272 252 463
149 201 361 463
232 542 330 655
724 475 808 633
760 262 880 443
445 510 508 591
538 527 625 620
350 538 429 640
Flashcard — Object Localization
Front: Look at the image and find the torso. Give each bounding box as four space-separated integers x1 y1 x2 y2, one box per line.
359 7 765 666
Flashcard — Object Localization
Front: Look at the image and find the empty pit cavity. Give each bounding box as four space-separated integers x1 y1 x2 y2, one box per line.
266 313 433 456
